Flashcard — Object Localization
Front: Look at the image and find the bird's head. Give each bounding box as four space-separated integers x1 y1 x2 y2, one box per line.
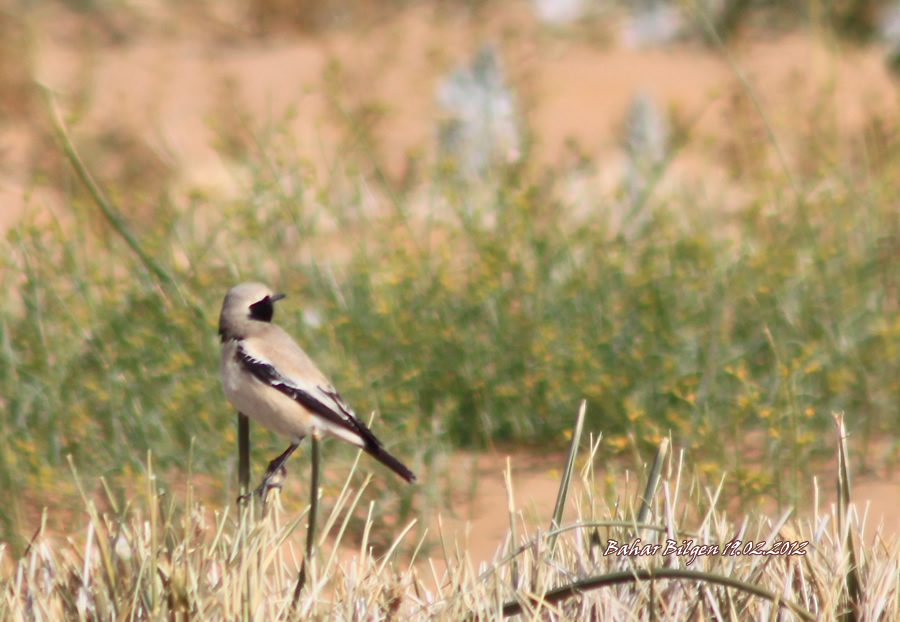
218 282 286 340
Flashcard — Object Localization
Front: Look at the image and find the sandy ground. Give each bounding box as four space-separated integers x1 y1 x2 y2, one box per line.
3 3 898 229
426 450 900 567
2 1 900 561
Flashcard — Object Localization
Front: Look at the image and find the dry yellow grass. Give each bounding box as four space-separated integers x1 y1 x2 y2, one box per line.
2 409 897 620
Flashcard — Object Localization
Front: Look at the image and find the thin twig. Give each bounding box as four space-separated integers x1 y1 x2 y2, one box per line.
292 433 320 607
499 567 816 621
238 413 251 501
39 85 205 320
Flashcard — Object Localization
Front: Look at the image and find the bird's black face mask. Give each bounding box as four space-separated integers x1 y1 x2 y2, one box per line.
249 293 285 323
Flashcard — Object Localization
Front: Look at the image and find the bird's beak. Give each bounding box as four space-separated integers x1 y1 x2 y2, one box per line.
270 293 286 302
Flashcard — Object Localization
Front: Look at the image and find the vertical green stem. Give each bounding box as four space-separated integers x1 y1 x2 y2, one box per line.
238 413 250 499
237 413 251 620
293 434 320 608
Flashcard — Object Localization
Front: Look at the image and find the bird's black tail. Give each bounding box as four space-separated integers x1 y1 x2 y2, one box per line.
344 411 416 483
365 443 416 483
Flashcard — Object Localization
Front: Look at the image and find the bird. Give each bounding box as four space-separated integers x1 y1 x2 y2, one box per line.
218 281 416 499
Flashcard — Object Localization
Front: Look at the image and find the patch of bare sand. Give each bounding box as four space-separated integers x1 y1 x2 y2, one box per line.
4 5 899 228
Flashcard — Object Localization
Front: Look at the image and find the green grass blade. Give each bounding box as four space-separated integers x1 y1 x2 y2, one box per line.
547 400 586 555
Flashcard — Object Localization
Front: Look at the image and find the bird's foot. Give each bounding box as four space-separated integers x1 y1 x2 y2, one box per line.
237 464 287 503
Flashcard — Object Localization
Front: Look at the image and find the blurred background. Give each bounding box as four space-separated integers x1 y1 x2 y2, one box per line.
1 0 900 556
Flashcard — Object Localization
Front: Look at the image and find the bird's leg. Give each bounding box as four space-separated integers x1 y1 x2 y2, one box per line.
239 441 300 501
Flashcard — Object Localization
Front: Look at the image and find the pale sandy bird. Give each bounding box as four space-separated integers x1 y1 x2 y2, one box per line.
219 282 416 497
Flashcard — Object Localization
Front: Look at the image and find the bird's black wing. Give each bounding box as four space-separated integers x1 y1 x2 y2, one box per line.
235 342 416 482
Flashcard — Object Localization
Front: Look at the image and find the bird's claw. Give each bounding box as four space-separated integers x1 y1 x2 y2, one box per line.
237 465 287 503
